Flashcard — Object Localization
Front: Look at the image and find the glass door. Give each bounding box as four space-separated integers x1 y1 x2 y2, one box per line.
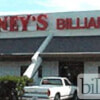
59 61 84 85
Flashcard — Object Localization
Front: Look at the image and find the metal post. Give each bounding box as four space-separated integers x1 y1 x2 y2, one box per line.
23 34 53 78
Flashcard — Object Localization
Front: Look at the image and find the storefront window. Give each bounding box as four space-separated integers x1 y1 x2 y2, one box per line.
38 66 42 78
59 61 84 85
21 65 28 76
98 66 100 73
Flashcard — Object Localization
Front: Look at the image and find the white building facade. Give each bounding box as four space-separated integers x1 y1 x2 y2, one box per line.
0 11 100 85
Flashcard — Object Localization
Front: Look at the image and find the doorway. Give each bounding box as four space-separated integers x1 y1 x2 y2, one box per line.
59 61 84 85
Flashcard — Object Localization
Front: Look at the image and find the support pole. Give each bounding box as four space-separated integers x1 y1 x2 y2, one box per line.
23 34 53 78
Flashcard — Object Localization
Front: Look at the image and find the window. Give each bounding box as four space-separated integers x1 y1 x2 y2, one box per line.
98 66 100 73
59 61 84 85
38 66 42 78
64 79 70 85
21 65 28 76
42 79 62 85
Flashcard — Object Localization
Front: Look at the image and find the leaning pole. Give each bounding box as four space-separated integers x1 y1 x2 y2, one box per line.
23 34 53 78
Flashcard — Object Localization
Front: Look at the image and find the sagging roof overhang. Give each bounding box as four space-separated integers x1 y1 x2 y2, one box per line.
0 37 45 54
40 52 100 61
1 36 100 61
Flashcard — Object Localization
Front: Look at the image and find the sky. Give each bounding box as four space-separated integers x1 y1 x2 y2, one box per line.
0 0 100 15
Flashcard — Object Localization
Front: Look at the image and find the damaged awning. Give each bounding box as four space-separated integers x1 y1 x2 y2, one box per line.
0 37 46 55
40 36 100 61
1 36 100 61
43 36 100 53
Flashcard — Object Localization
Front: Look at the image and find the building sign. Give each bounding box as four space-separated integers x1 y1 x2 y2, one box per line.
56 17 100 30
0 14 100 32
0 14 48 32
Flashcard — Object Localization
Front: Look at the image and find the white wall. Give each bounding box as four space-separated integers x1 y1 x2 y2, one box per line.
1 11 100 39
84 62 100 73
0 61 31 76
42 61 59 77
83 62 100 94
33 61 59 85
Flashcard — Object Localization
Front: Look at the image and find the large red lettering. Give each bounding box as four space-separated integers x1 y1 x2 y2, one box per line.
10 16 18 31
68 18 76 29
56 18 66 30
97 17 100 28
84 17 88 28
37 14 48 30
87 17 97 28
65 18 72 29
76 17 88 29
19 15 31 31
0 17 8 31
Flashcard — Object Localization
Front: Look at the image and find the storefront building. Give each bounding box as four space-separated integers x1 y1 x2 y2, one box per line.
0 10 100 85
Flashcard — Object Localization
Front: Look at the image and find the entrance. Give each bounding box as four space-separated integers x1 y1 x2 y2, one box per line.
59 61 84 85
